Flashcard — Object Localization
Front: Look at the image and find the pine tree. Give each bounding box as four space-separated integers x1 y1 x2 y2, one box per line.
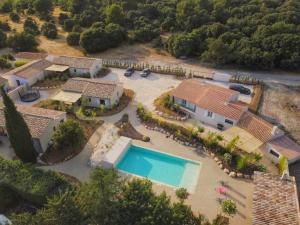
1 88 37 163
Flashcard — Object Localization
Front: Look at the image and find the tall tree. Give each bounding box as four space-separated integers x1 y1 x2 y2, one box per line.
1 88 37 163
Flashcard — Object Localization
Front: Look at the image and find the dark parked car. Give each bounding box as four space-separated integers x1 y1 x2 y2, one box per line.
140 68 151 77
229 84 251 95
124 67 135 76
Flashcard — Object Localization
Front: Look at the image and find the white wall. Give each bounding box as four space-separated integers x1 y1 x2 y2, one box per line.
9 71 44 87
173 96 237 129
89 60 102 77
69 68 90 77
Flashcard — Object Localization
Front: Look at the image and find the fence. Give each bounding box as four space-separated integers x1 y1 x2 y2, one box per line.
230 75 261 85
249 84 263 113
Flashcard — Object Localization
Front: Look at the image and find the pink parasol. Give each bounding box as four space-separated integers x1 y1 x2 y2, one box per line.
216 186 227 195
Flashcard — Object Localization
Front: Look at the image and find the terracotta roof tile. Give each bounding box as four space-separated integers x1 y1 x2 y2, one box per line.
3 59 52 79
237 112 282 142
253 172 300 225
0 105 65 138
50 56 100 69
15 52 48 60
62 78 119 98
172 80 247 120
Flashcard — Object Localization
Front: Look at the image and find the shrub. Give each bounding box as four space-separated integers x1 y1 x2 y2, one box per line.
223 153 232 165
24 17 39 35
0 21 10 31
175 188 189 202
7 32 38 51
41 22 57 39
9 11 20 22
222 199 237 217
58 13 69 25
204 131 220 148
0 185 19 211
225 136 239 152
197 126 204 133
0 57 11 69
52 119 85 149
278 156 288 176
15 60 28 67
67 32 80 46
237 155 250 171
0 29 7 48
142 136 150 142
257 164 267 172
63 19 75 32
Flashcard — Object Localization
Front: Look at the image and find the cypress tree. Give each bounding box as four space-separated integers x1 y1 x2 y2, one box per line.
1 88 37 163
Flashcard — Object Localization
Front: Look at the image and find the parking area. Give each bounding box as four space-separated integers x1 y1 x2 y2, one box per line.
100 68 253 110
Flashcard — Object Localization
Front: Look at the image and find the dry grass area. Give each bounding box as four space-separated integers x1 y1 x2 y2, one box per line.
0 7 84 56
259 83 300 142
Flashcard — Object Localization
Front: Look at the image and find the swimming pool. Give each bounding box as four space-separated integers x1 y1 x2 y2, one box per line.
116 145 201 191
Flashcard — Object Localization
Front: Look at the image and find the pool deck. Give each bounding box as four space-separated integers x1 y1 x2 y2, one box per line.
132 124 254 225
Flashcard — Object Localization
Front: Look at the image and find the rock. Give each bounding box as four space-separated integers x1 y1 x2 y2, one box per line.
229 172 236 177
244 174 250 179
224 168 230 174
237 173 243 178
218 164 223 169
214 157 219 161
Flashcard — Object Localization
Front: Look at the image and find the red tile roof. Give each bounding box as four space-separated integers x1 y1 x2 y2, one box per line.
0 105 65 138
3 59 52 79
172 80 247 120
62 78 120 98
268 135 300 161
15 52 48 60
237 111 282 142
50 56 100 69
253 172 300 225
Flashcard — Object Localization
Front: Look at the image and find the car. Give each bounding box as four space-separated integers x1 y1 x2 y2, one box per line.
140 68 151 77
229 84 251 95
124 67 135 77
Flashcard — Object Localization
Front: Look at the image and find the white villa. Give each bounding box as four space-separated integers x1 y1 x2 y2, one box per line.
1 53 102 87
172 79 300 164
172 79 248 130
52 78 123 109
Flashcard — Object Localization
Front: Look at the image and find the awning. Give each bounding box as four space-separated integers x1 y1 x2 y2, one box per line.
45 64 69 72
51 91 82 104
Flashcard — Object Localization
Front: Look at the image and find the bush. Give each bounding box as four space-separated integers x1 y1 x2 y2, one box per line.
142 136 150 142
7 32 38 51
223 153 232 165
222 199 237 217
0 21 10 31
53 119 85 149
67 32 80 46
24 17 39 35
0 29 7 48
0 57 11 69
278 156 288 176
15 60 28 67
41 22 57 39
63 19 75 32
237 155 250 172
9 11 20 22
0 185 19 211
175 188 189 201
58 13 69 25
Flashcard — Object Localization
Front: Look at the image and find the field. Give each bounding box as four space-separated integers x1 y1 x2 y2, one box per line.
259 83 300 142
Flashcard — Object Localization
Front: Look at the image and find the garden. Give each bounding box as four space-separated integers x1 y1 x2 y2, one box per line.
33 72 70 88
77 89 134 117
34 100 104 164
154 91 188 120
115 113 150 142
137 104 266 177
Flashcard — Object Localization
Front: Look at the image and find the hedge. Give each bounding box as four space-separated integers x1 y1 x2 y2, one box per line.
0 157 72 206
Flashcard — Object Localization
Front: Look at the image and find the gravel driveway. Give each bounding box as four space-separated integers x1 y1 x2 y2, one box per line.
100 68 181 110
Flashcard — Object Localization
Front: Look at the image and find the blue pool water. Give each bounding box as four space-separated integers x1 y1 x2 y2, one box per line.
116 145 201 190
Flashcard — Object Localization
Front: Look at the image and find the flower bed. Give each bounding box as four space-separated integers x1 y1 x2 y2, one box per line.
154 92 189 121
115 114 150 142
137 104 266 177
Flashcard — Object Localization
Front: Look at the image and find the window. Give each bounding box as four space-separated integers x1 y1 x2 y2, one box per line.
182 99 186 106
207 111 213 118
89 98 91 102
225 119 234 125
269 149 280 158
100 99 105 105
74 69 76 72
53 126 56 131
